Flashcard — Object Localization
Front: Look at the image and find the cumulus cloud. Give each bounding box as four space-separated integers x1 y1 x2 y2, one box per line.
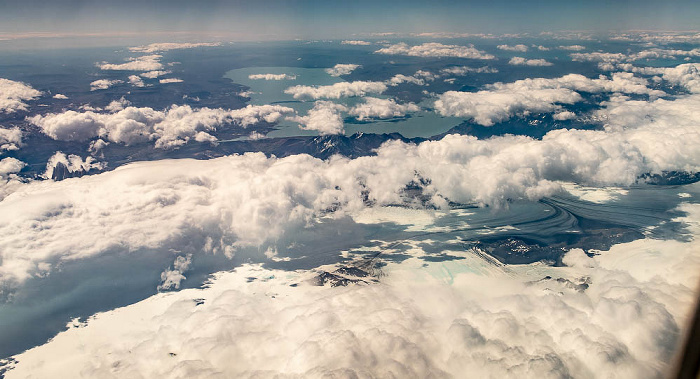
325 64 360 77
0 157 28 201
440 66 498 75
509 57 554 67
129 42 221 53
559 45 586 51
387 74 425 86
0 127 22 151
52 94 68 99
248 73 297 81
105 97 132 112
284 81 387 100
375 42 495 60
0 78 42 113
287 101 346 135
435 87 580 126
552 110 576 120
435 72 664 125
89 79 123 91
160 78 183 84
570 49 700 67
140 70 171 79
157 254 193 291
5 90 700 283
497 44 528 52
570 52 627 64
341 40 371 45
43 151 107 179
128 75 146 87
98 55 164 71
0 157 25 178
348 97 420 120
28 104 294 149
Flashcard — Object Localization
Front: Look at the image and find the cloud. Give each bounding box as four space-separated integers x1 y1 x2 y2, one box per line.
98 55 164 71
248 73 297 80
570 52 628 64
129 42 221 53
341 40 371 46
140 70 171 79
284 81 387 100
558 45 586 51
325 64 361 77
508 57 553 67
28 104 295 148
435 72 665 125
5 89 700 284
552 110 576 120
0 157 25 178
387 74 425 86
43 151 106 179
0 78 42 113
348 97 420 120
571 49 700 68
497 44 529 52
0 127 22 151
6 210 700 378
435 87 580 126
105 97 131 112
375 42 495 60
89 79 123 91
440 66 498 75
287 101 346 135
603 63 700 93
128 75 146 87
52 94 68 99
656 63 700 93
157 254 193 291
159 78 184 84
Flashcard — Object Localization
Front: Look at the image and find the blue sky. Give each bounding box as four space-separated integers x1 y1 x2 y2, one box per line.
1 0 699 39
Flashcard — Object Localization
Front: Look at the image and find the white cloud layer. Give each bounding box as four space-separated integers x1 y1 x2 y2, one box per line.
0 78 42 113
28 104 294 149
375 43 495 60
284 81 387 100
6 205 700 378
4 90 700 283
129 42 221 53
325 64 361 77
